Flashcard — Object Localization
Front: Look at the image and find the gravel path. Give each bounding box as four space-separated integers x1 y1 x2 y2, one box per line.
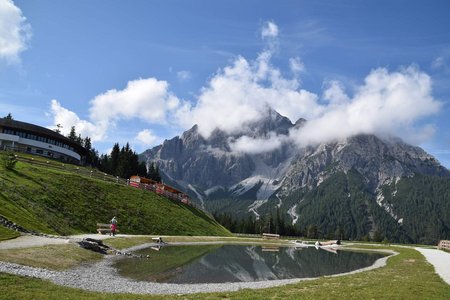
1 235 447 294
0 235 71 250
415 247 450 285
0 234 127 250
0 249 394 295
0 236 395 295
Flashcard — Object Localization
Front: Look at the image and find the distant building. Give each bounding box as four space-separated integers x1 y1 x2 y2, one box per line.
0 118 88 164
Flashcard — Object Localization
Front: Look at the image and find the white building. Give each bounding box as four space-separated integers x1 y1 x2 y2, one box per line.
0 118 87 164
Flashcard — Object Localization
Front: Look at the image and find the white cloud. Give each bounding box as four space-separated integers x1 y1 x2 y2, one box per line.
89 77 184 127
261 21 279 39
0 0 31 63
229 132 287 154
431 56 445 70
177 70 191 82
49 77 188 142
48 21 441 156
135 129 159 146
322 80 349 106
50 99 103 140
289 57 305 74
186 50 321 138
290 66 441 146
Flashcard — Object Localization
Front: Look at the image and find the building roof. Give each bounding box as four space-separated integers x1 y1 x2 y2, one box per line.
0 118 88 156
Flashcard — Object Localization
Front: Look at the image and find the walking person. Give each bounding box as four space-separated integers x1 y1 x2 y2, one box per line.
110 216 117 236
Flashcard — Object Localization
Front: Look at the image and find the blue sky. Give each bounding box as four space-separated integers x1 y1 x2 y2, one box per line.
1 0 449 168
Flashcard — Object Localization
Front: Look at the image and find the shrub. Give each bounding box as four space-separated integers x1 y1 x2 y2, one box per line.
1 152 17 170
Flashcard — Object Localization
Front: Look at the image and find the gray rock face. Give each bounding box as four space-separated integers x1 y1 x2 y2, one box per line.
280 134 448 195
141 109 449 218
142 109 294 191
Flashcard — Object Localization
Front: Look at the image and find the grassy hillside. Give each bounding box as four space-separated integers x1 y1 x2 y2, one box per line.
0 152 231 237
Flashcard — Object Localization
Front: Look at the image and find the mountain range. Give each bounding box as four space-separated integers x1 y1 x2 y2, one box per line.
141 109 450 244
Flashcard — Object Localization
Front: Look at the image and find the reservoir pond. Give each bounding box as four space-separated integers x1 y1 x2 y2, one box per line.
113 244 385 284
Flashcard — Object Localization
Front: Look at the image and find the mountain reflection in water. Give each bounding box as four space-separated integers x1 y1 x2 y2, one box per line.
114 245 385 284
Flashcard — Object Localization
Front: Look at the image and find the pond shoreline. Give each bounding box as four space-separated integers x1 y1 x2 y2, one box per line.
0 243 397 295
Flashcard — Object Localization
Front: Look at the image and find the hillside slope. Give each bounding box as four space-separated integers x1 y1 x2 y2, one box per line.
0 153 231 237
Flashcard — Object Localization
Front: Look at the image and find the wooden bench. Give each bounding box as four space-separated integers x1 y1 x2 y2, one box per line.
97 223 111 234
262 233 280 239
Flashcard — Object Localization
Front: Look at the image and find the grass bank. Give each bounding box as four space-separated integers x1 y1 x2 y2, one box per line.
0 227 20 242
0 152 230 237
0 244 102 270
0 244 449 299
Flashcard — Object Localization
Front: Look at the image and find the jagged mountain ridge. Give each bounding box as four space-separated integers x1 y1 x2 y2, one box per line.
141 109 450 243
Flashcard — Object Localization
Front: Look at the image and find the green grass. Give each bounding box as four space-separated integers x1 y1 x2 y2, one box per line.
0 244 103 270
0 245 449 299
0 152 230 237
0 226 20 241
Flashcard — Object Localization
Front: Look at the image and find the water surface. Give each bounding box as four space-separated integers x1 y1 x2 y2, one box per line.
114 244 385 284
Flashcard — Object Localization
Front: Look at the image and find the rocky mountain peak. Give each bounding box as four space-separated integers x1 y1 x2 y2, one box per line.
141 109 449 244
294 118 307 128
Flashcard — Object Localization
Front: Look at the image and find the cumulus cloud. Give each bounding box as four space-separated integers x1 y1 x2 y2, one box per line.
290 66 441 146
89 77 184 128
322 80 349 106
135 129 159 146
0 0 31 63
49 77 188 142
184 54 322 138
50 99 102 140
48 20 441 155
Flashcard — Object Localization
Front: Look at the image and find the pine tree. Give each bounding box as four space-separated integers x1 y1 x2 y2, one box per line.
68 126 77 142
110 143 120 175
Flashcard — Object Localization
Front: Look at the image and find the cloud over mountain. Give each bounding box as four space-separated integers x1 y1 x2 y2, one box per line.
48 21 441 153
290 66 441 147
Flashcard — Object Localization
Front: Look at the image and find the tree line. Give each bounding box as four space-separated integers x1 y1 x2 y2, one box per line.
213 209 304 237
65 126 160 181
213 208 386 241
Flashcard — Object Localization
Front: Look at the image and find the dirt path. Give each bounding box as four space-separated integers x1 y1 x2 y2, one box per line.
415 247 450 285
0 234 118 250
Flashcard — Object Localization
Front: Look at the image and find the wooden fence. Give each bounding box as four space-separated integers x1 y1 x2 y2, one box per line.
438 240 450 251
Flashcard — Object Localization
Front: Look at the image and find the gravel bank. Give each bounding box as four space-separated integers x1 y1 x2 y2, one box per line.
0 248 396 295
